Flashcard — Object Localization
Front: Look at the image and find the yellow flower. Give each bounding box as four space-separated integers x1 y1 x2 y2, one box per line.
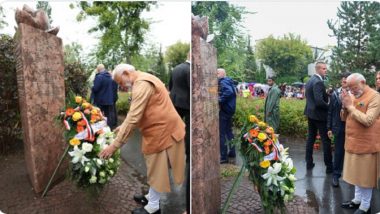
249 115 258 123
91 108 99 115
258 121 267 128
82 102 91 109
260 160 271 168
257 132 267 142
72 112 82 121
75 96 82 104
69 138 81 146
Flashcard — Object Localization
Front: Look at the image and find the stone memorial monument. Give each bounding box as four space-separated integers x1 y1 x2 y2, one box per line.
191 15 221 213
14 5 65 193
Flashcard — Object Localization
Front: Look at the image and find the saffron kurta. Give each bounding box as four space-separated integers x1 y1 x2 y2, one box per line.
113 72 185 193
341 86 380 188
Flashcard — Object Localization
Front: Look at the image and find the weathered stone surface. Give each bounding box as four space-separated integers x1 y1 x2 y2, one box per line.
15 23 66 193
192 16 221 213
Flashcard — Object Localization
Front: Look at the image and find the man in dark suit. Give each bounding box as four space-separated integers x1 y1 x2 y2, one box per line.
304 61 333 173
169 53 190 214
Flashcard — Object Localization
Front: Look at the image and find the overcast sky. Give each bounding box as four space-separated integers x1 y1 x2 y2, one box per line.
0 1 190 55
235 1 341 48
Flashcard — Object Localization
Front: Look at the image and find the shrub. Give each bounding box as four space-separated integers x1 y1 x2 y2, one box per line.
116 92 131 115
0 34 22 154
64 62 90 99
233 97 307 137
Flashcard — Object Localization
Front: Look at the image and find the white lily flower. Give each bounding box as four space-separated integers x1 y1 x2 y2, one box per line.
82 142 93 153
97 136 107 149
284 158 293 172
96 158 103 166
68 146 89 165
262 162 285 186
89 175 97 184
288 174 297 181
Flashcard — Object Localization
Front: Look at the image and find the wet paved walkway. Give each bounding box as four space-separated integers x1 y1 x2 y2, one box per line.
0 131 187 214
0 150 149 214
121 130 187 214
222 136 380 213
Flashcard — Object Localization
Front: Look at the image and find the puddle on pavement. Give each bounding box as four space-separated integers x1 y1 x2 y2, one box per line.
305 190 319 212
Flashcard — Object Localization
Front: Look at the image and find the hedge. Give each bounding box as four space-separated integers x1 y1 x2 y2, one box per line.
233 97 307 137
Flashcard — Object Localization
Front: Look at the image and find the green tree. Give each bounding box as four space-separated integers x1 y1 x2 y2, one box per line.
64 42 83 64
130 44 159 72
76 2 156 65
327 1 380 86
256 34 313 79
192 1 250 81
244 36 257 82
156 45 167 84
0 6 7 29
36 1 52 24
165 41 189 71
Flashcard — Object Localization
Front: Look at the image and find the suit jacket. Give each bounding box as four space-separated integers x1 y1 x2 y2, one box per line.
327 88 345 134
304 74 329 121
169 62 190 110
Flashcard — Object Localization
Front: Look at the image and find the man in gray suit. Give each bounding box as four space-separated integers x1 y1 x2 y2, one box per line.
304 61 333 173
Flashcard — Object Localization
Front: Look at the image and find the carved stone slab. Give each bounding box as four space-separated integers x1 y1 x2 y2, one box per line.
192 17 221 213
15 23 66 193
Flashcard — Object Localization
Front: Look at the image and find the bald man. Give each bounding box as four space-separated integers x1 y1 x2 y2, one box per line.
99 64 185 214
340 73 380 214
217 68 237 164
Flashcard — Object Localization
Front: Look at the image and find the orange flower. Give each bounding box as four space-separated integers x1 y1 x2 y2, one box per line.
264 146 271 155
76 126 85 133
65 108 75 117
77 120 86 127
90 115 98 123
249 129 259 138
264 140 272 146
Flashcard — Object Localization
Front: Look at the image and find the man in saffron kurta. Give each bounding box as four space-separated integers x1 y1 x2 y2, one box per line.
264 76 281 132
99 64 185 214
340 73 380 214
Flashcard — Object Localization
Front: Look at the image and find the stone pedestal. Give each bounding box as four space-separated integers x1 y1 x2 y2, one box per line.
15 23 66 193
192 17 221 213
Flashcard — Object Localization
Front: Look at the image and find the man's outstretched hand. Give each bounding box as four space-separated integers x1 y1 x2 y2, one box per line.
99 144 117 159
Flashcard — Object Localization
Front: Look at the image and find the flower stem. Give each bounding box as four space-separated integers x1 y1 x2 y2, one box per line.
221 164 245 214
41 145 70 198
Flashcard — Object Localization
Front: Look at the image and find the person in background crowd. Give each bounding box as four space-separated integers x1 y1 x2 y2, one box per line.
376 71 380 93
217 68 237 164
264 76 281 132
327 72 351 187
91 64 117 129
